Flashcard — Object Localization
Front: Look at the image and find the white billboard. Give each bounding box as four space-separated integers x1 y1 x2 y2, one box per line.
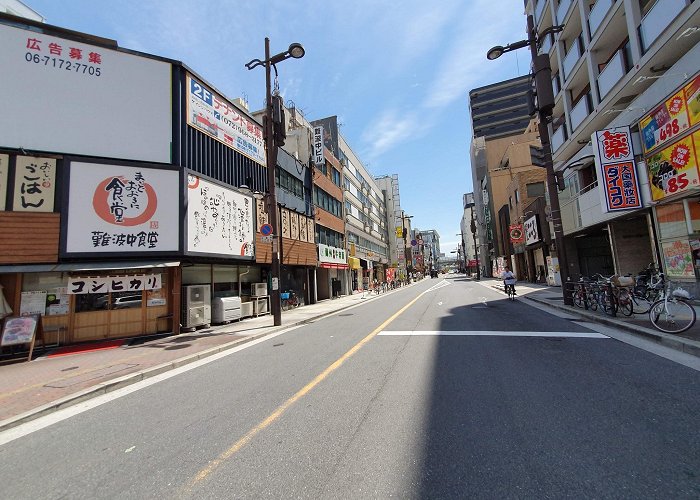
0 24 172 163
186 174 255 258
65 162 180 254
186 75 265 166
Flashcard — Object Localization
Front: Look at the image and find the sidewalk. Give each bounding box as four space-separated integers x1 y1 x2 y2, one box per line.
2 277 700 433
480 277 700 357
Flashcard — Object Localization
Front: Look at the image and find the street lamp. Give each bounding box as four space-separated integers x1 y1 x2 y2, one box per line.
246 38 305 326
486 15 572 305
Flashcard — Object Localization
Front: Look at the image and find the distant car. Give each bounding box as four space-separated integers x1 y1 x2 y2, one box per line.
112 295 142 309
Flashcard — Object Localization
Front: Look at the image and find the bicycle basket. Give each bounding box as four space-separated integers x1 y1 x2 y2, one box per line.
612 275 634 287
280 292 290 300
672 287 691 299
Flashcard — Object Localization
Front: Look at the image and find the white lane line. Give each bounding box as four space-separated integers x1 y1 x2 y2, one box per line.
426 280 452 293
378 330 609 338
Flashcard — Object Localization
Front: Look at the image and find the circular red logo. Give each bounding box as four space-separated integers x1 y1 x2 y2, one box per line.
92 176 158 226
671 144 691 169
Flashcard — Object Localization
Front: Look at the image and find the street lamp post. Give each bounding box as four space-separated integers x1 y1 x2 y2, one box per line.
246 38 305 326
487 15 572 305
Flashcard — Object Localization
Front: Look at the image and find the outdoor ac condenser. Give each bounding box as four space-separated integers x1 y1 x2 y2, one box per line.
251 283 268 297
212 297 242 324
182 285 211 329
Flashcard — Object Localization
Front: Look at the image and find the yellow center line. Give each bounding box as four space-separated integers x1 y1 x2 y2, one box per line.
185 289 427 490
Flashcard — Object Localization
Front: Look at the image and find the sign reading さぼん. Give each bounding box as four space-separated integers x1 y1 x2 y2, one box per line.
65 162 180 255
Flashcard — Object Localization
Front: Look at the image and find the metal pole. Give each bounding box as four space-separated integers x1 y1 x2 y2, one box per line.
265 37 282 325
527 15 571 305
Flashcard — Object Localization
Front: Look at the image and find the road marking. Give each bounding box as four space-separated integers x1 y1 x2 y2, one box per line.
426 280 451 293
378 330 609 338
184 286 431 491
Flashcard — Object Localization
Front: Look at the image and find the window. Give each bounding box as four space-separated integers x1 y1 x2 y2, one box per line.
331 168 341 187
526 182 545 197
314 186 342 217
657 202 688 239
276 169 303 198
515 189 519 203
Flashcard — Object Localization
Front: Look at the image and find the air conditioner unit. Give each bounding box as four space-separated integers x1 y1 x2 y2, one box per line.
212 297 241 324
182 285 211 329
251 282 268 296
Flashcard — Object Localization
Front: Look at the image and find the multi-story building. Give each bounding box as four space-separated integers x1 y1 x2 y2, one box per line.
374 174 406 283
0 13 316 345
415 229 441 274
311 117 389 291
525 0 700 291
460 193 479 275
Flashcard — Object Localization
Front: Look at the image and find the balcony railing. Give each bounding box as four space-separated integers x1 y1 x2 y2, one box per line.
557 0 573 23
639 0 686 53
597 49 626 100
552 73 561 95
562 39 582 80
588 0 613 37
551 123 567 152
570 94 592 131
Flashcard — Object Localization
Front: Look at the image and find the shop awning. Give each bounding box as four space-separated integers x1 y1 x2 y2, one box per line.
0 261 180 273
320 262 349 269
348 257 361 270
53 261 181 271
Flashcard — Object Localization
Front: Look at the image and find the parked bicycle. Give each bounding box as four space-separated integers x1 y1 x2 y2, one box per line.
649 283 696 334
280 291 300 311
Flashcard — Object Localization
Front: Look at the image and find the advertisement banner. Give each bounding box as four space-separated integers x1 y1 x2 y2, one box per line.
0 23 172 163
647 130 700 201
684 73 700 127
593 127 643 212
65 162 180 254
661 239 695 278
311 116 339 160
509 224 525 244
524 215 540 245
186 74 265 166
640 89 691 154
186 174 255 258
13 156 56 212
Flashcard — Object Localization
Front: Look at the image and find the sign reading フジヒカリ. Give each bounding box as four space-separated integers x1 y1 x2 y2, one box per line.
65 162 180 255
313 126 324 167
593 126 643 212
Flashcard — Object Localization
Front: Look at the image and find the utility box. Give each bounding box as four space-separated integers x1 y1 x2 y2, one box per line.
212 297 242 324
240 301 254 318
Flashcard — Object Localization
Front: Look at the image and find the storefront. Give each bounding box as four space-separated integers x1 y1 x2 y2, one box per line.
317 243 349 300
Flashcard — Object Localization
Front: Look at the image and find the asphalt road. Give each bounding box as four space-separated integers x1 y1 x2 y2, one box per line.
1 277 699 499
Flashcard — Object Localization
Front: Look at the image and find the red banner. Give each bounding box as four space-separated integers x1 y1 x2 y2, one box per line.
509 224 525 244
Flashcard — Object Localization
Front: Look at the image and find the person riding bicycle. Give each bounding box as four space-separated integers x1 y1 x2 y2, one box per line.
501 266 517 296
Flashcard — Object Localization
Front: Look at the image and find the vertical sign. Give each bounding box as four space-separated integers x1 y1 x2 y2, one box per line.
0 154 8 210
524 215 540 245
593 127 642 211
313 125 324 167
280 208 290 238
13 157 56 212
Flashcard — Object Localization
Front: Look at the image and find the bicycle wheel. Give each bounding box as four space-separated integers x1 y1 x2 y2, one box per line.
649 299 696 334
617 289 634 317
573 289 584 308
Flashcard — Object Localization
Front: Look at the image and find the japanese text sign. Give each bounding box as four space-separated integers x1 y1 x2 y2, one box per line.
186 75 265 166
684 73 700 127
593 127 642 211
524 216 540 245
509 224 525 244
661 239 695 278
186 174 255 258
68 274 162 294
640 88 691 154
12 156 55 212
313 126 324 167
65 162 180 254
646 130 700 201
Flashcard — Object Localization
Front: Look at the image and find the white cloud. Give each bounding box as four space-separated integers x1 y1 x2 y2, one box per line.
361 109 426 162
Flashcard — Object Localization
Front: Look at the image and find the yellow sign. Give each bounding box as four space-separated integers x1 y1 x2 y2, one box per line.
348 257 361 270
395 227 403 238
647 130 700 200
685 73 700 127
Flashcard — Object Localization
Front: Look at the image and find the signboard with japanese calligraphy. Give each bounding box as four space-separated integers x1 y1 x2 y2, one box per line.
0 23 171 163
646 130 700 201
290 212 300 240
280 208 290 238
593 127 643 211
509 224 525 244
64 162 180 255
186 74 265 166
313 126 324 166
299 215 308 243
524 215 540 245
0 154 8 210
186 174 255 258
256 199 269 226
12 156 55 212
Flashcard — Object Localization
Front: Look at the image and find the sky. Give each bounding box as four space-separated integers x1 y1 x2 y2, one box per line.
25 0 531 254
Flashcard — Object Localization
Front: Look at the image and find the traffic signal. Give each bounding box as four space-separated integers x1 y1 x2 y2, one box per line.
272 95 286 146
